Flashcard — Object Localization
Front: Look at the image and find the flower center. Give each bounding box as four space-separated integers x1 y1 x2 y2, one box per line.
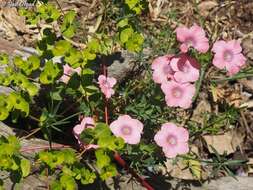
66 69 73 75
163 64 173 75
223 50 233 62
172 87 183 98
102 80 110 88
167 135 177 146
185 37 195 47
182 63 190 73
121 126 132 135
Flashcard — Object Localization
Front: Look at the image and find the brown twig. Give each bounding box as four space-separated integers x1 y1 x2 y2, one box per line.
20 128 41 140
21 144 72 152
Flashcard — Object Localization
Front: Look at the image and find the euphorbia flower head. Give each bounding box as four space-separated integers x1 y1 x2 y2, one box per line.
110 115 143 144
98 75 117 99
151 55 174 84
60 64 81 83
161 81 195 109
73 117 98 149
170 54 200 83
212 40 246 76
154 122 189 158
176 23 209 53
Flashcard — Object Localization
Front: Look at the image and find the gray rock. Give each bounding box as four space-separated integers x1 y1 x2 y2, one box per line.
192 177 253 190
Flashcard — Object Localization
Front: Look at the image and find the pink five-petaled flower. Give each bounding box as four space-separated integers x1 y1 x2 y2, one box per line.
60 64 81 84
73 117 99 149
176 23 209 53
212 40 246 76
170 54 200 83
161 81 195 109
154 122 189 158
98 75 117 99
110 115 143 145
151 55 174 84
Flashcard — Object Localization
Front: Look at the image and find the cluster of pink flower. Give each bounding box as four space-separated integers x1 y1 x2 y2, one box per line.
98 75 117 99
152 24 246 109
73 115 189 158
71 24 247 159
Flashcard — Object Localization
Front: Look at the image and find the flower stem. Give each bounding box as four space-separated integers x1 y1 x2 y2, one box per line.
101 60 154 190
211 73 253 82
193 61 210 102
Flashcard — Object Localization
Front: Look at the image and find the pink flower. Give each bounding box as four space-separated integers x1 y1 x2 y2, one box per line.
176 23 209 53
73 117 99 149
151 55 174 84
60 64 81 83
161 81 195 109
98 75 117 99
212 40 246 76
110 115 143 144
170 54 200 83
154 122 189 158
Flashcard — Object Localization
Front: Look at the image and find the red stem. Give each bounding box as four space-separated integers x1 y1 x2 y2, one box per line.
105 99 109 125
114 153 154 190
101 61 154 190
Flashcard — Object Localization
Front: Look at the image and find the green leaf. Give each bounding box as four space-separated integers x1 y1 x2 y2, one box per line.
0 106 9 120
13 56 25 68
79 168 96 185
51 181 63 190
65 49 83 68
125 32 144 52
61 11 77 38
120 27 134 43
0 53 9 65
125 0 138 9
117 18 129 28
52 40 72 56
62 26 76 38
26 55 40 74
60 175 77 190
20 159 31 177
80 128 95 144
24 82 39 97
8 93 29 116
0 95 13 111
0 74 11 86
94 123 111 139
100 164 117 180
62 10 76 23
95 149 111 169
38 3 60 23
40 60 60 84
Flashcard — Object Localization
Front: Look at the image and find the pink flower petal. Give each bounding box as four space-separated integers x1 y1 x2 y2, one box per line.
98 75 117 99
60 64 81 83
231 54 246 67
151 55 174 84
110 115 143 145
212 40 246 75
162 147 178 158
154 122 189 158
212 40 227 54
212 56 226 69
227 40 242 54
175 142 189 154
176 24 209 53
161 81 195 109
73 117 98 150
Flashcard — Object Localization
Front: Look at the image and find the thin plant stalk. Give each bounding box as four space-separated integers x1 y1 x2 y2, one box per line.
101 61 154 190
